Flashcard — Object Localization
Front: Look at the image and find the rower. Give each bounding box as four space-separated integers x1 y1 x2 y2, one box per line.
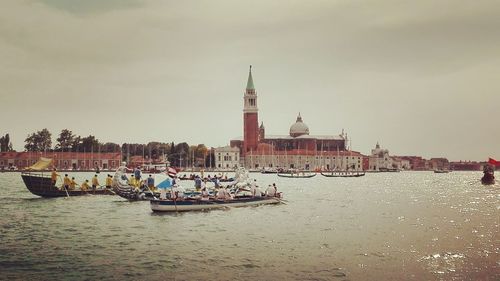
105 174 113 189
81 180 90 191
265 184 276 197
69 177 77 190
51 168 58 186
129 174 136 187
63 174 71 190
251 183 262 197
91 174 100 190
216 187 228 200
200 186 209 201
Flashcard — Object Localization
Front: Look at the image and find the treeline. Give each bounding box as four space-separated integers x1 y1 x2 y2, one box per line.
20 128 215 167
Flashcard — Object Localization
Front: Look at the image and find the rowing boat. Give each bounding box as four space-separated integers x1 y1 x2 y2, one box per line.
150 196 281 212
277 173 316 178
21 172 114 198
320 171 365 177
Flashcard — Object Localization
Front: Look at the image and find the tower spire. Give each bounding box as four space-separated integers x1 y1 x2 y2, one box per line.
246 65 255 90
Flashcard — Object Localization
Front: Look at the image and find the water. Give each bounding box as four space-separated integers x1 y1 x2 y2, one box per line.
0 171 498 280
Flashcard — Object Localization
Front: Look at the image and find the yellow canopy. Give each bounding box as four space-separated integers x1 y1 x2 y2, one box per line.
25 157 53 171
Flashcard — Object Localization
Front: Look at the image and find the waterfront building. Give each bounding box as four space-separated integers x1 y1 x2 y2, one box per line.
449 161 482 171
368 142 402 171
428 158 450 170
229 66 362 171
0 152 121 171
396 156 428 170
213 146 240 170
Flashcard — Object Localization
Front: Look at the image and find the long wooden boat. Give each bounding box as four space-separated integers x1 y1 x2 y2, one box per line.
150 196 281 212
277 172 316 178
434 170 450 173
320 171 365 178
21 172 114 198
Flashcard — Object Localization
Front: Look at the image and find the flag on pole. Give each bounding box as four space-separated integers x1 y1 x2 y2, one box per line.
488 158 499 166
167 167 177 178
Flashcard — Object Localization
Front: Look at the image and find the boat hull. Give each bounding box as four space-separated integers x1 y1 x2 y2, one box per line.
150 197 281 212
277 173 316 178
481 174 495 185
320 172 365 178
21 173 114 198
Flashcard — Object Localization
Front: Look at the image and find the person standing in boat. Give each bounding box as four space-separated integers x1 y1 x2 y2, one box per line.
63 174 71 191
134 166 142 183
51 168 59 186
147 174 155 191
194 175 202 191
91 174 100 190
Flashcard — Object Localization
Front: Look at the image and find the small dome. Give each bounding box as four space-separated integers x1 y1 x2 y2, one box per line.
289 113 309 137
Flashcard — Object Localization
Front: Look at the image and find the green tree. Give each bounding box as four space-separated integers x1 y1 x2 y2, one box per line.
71 136 82 152
101 142 120 153
55 129 75 151
0 133 13 152
24 128 52 152
80 135 99 153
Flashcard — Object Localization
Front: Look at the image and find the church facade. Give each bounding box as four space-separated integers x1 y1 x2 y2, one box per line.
227 66 364 171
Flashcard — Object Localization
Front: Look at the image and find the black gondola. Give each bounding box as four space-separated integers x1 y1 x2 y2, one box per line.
320 171 365 178
277 173 316 178
21 172 114 198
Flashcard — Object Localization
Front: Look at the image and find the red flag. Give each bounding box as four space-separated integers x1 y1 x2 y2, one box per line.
488 158 499 166
167 167 177 177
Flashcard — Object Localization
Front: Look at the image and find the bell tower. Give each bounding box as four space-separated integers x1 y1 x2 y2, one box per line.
243 65 259 156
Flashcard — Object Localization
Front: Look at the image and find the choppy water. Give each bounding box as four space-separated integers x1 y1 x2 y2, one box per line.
0 171 498 280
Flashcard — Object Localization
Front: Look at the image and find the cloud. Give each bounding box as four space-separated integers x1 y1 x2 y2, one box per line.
0 0 499 160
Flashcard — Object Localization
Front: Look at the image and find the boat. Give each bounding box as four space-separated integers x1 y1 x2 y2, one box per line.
261 167 278 174
150 196 281 212
21 158 114 198
481 164 495 185
434 169 450 173
21 172 114 197
112 164 169 200
277 172 316 178
320 171 365 177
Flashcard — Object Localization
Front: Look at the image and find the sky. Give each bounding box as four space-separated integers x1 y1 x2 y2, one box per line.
1 0 499 161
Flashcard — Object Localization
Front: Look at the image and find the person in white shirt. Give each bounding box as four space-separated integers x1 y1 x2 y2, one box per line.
265 184 276 197
251 184 262 197
201 186 210 201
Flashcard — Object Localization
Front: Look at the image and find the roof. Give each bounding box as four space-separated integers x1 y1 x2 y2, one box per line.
263 135 345 140
214 146 239 152
246 65 254 90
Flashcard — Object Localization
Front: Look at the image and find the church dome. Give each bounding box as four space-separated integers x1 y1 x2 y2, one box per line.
289 113 309 137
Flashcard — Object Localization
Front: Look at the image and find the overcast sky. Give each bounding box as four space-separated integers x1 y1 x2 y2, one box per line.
1 0 499 161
